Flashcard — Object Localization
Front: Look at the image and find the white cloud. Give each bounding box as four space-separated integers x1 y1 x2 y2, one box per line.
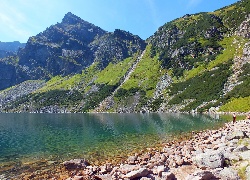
187 0 203 9
0 0 64 42
0 12 29 37
0 1 32 42
146 0 161 28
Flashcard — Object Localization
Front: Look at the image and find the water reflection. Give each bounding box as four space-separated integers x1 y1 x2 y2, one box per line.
0 113 226 165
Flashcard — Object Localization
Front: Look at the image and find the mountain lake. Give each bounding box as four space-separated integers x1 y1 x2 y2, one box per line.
0 113 236 176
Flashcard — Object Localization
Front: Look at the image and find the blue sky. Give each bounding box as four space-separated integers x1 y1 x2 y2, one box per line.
0 0 239 43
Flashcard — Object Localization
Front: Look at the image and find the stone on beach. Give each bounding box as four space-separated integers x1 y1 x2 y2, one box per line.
246 166 250 180
193 150 225 169
123 168 149 179
219 167 240 180
63 159 90 170
185 170 216 180
227 130 247 140
162 172 176 180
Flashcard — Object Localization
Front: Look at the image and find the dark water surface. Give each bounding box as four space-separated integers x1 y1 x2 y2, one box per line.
0 113 228 175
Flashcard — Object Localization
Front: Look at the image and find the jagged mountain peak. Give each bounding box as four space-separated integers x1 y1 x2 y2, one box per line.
7 11 146 85
62 12 83 25
61 12 100 31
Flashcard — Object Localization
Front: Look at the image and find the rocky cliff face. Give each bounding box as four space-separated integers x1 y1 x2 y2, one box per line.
0 50 14 58
90 29 146 68
148 13 226 76
17 12 145 80
0 12 146 89
17 12 106 79
0 62 16 90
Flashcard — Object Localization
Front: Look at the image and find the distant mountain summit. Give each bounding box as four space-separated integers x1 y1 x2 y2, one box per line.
0 41 25 52
0 41 25 58
0 12 146 89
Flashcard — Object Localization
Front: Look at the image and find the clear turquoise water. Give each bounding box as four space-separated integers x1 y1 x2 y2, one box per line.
0 113 227 174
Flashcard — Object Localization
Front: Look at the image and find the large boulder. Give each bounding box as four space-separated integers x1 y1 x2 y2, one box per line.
193 150 225 169
124 168 149 179
185 170 216 180
227 130 247 140
219 167 240 180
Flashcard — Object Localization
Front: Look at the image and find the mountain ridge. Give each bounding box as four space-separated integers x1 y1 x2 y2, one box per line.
0 12 146 90
0 0 250 113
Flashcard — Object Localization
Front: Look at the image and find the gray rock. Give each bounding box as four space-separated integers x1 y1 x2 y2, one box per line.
219 167 240 180
124 168 149 179
95 174 113 180
119 164 140 174
239 150 250 161
246 166 250 180
233 145 249 152
63 159 90 170
99 163 113 174
127 155 138 165
140 177 152 180
227 131 246 140
0 175 7 180
236 16 250 38
193 150 225 169
66 176 84 180
162 172 176 180
224 152 240 161
156 165 167 176
185 170 215 180
174 155 184 166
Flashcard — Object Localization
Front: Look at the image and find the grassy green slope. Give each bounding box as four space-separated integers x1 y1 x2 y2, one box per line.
94 57 136 86
220 96 250 112
120 45 163 98
219 63 250 112
146 0 250 112
36 63 100 93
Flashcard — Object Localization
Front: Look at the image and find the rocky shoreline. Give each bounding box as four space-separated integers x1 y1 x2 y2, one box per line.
62 119 250 180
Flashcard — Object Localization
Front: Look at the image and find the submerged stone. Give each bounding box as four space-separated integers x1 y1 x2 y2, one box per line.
63 159 90 170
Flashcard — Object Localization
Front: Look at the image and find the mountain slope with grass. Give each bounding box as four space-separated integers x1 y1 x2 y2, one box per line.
0 12 146 90
0 0 250 113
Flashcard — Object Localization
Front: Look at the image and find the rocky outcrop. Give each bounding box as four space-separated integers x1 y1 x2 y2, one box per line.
148 13 225 75
90 29 146 68
223 40 250 96
0 80 45 109
154 74 172 99
235 14 250 38
0 62 17 90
